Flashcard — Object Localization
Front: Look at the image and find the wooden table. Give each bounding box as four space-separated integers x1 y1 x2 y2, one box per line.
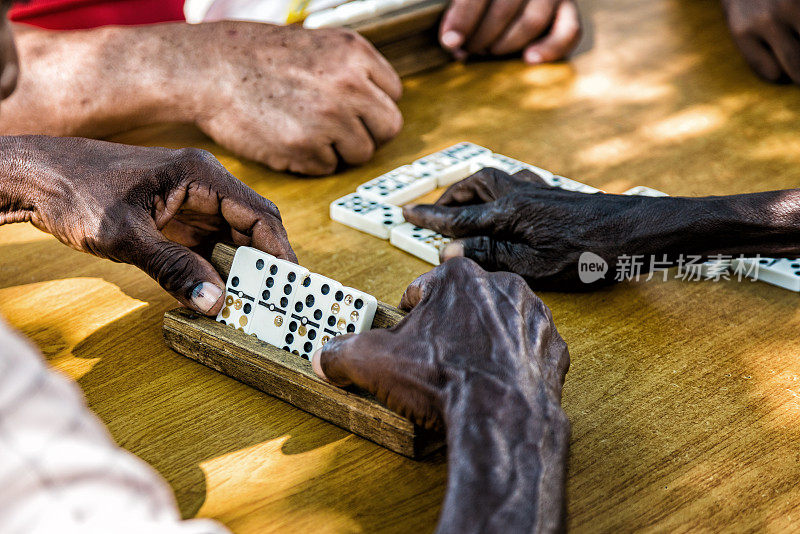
3 0 800 531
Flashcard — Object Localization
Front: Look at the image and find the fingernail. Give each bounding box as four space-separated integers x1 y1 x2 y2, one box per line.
441 31 464 49
441 241 465 261
190 282 223 314
453 49 468 62
525 49 543 64
311 349 329 382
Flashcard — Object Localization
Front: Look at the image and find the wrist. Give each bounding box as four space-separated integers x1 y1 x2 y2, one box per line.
623 193 800 259
110 24 203 125
131 23 212 125
439 375 569 533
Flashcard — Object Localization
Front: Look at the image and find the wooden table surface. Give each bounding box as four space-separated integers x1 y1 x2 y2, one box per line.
3 0 800 531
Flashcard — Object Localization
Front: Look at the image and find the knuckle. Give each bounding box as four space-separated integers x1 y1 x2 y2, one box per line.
149 245 196 293
282 131 314 152
443 255 484 276
519 11 549 36
334 74 366 94
386 107 404 138
751 11 776 31
175 147 217 167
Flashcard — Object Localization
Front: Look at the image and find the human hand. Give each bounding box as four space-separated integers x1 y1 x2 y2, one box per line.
401 168 691 290
312 258 571 532
439 0 581 64
192 22 403 175
1 136 295 315
312 257 570 431
721 0 800 83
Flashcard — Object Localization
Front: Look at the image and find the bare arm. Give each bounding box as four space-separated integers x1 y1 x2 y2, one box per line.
0 23 197 137
0 21 403 175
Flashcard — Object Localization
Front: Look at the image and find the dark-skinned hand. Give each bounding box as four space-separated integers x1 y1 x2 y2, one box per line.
401 167 659 290
402 168 800 292
312 258 570 533
722 0 800 84
0 135 295 315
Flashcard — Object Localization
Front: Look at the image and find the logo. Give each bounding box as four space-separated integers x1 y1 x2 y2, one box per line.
578 252 608 283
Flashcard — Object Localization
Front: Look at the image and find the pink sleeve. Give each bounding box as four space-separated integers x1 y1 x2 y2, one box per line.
0 319 230 534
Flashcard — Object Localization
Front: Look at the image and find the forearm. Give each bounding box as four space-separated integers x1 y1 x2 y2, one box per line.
0 135 37 223
437 377 570 534
0 23 202 137
621 190 800 260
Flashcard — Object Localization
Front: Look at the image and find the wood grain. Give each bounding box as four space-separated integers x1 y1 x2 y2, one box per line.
3 0 800 531
163 244 437 458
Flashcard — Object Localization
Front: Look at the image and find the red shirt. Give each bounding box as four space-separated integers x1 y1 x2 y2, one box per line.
9 0 186 30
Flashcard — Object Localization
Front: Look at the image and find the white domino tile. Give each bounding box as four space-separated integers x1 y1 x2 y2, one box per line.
330 193 405 239
216 247 382 356
283 272 342 359
411 152 475 188
390 223 451 265
474 153 555 182
732 257 800 292
440 142 492 162
622 186 669 197
319 286 378 349
250 258 310 348
545 175 601 193
357 165 436 205
216 247 271 333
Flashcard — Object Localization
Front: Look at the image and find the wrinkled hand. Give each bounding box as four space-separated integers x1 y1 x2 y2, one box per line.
195 22 403 175
312 257 569 431
722 0 800 83
312 258 571 532
439 0 581 64
4 136 295 314
402 168 674 290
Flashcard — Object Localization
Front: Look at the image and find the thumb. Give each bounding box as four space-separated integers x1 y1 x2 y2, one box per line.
440 235 520 273
311 330 392 389
116 221 226 315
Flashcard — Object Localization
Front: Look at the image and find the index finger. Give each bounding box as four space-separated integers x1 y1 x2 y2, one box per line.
353 33 403 101
193 165 297 263
399 268 442 310
402 202 506 237
435 167 519 206
311 328 393 387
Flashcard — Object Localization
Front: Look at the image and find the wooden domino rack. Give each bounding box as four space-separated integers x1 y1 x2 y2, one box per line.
162 243 443 458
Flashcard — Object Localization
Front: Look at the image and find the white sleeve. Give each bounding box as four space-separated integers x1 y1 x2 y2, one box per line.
0 319 230 534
